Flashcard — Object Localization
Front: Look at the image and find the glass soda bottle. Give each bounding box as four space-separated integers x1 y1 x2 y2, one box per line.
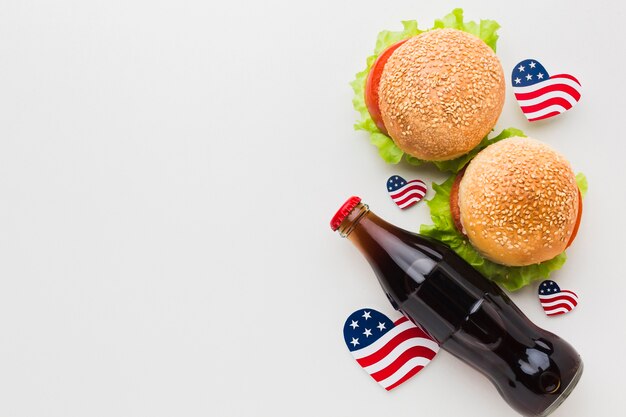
331 197 583 417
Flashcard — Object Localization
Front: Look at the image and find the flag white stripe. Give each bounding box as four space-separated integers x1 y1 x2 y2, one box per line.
515 90 579 107
392 188 426 201
351 320 415 359
546 307 571 316
539 290 578 300
512 77 582 94
363 338 439 374
540 294 578 304
390 181 426 199
541 298 577 310
379 357 432 388
396 195 425 209
539 291 578 301
521 104 569 120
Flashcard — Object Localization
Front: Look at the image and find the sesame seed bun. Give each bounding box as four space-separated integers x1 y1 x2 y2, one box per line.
458 137 580 266
378 28 505 161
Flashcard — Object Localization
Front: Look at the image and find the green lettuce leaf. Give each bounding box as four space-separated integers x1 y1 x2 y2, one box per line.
576 172 588 198
350 8 502 171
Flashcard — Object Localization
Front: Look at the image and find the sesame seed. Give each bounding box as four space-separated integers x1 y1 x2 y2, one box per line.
378 28 505 160
460 137 579 264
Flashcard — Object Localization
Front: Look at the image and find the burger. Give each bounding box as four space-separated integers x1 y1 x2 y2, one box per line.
421 136 586 290
368 28 505 161
352 10 506 168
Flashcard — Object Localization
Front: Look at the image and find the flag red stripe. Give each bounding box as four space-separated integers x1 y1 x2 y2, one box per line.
393 316 409 326
393 191 426 207
390 183 427 200
370 346 437 382
394 316 434 341
520 97 574 114
542 301 576 312
542 300 578 311
539 293 578 305
528 111 561 122
385 365 425 391
546 309 566 316
550 73 582 85
514 83 581 102
558 290 578 297
356 327 426 367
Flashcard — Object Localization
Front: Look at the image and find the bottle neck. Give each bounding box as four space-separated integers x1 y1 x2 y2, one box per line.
337 202 371 238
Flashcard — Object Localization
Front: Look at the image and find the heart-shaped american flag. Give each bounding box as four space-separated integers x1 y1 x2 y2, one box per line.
343 308 439 391
512 59 582 122
386 175 427 209
538 280 579 316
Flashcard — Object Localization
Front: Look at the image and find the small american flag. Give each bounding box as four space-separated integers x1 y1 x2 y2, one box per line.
538 280 579 316
512 59 582 122
343 308 439 391
387 175 426 209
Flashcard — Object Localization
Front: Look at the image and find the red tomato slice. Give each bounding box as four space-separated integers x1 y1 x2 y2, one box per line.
364 39 409 135
449 167 467 236
566 189 583 249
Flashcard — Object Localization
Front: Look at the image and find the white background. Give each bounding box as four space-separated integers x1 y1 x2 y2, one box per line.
1 1 625 416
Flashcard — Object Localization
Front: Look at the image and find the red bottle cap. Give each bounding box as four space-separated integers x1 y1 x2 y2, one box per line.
330 196 362 231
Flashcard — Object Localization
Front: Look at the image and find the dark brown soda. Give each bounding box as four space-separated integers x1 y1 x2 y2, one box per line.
339 203 582 417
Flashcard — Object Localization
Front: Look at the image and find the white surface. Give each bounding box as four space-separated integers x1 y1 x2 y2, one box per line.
0 1 625 416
